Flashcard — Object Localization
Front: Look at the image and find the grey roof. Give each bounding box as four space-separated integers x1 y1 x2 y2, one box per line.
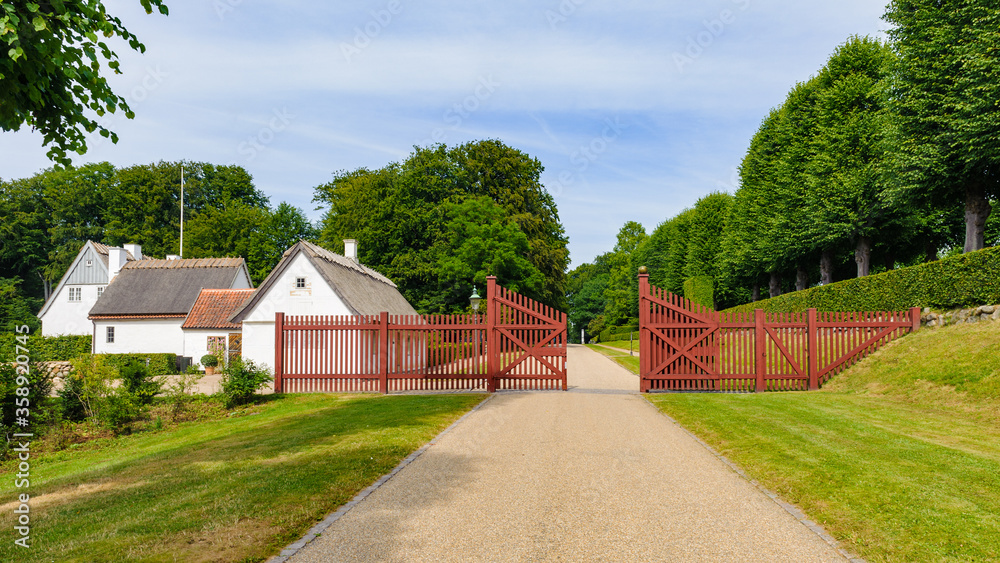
230 240 417 322
38 241 133 318
89 258 249 317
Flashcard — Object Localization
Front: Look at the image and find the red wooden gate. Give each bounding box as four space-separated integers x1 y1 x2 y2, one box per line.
639 273 920 393
274 276 567 393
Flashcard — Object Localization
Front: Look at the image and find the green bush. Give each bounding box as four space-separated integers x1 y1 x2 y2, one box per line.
0 334 91 362
724 245 1000 314
683 276 715 309
0 362 54 427
58 374 87 422
101 353 178 376
68 354 149 432
200 354 219 367
119 360 162 406
219 357 272 408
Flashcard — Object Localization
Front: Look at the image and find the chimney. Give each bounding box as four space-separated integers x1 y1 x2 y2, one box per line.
343 239 358 263
124 243 142 261
108 247 128 281
166 254 181 260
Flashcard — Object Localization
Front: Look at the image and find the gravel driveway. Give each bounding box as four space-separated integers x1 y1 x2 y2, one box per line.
283 345 852 562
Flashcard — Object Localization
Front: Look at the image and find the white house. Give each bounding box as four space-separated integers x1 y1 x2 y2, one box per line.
37 241 143 336
89 257 252 356
229 240 418 369
181 288 255 366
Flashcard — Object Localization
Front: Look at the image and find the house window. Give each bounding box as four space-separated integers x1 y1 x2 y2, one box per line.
295 277 306 289
106 326 115 344
68 287 82 302
97 286 105 298
207 336 226 356
85 259 93 267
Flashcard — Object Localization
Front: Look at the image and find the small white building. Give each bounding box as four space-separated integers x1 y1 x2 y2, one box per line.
230 240 417 369
181 288 255 366
37 241 142 336
89 257 253 356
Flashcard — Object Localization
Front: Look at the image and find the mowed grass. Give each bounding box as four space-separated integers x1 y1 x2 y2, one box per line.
0 393 485 563
586 343 640 374
647 320 1000 562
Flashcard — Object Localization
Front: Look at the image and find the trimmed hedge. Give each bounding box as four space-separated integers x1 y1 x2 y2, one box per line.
0 334 92 362
100 353 179 376
724 245 1000 314
683 276 714 309
599 323 638 342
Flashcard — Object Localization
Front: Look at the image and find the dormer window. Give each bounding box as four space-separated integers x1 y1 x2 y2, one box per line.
295 277 306 289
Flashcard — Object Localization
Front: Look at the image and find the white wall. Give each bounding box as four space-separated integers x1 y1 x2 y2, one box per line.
183 329 236 366
92 318 185 355
241 254 351 369
41 284 106 336
232 268 253 289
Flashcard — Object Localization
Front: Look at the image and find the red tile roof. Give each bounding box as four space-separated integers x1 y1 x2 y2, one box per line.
182 289 255 330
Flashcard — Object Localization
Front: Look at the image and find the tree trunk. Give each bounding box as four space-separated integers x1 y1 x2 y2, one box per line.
769 272 782 298
751 283 760 302
924 243 938 263
819 250 834 285
795 266 808 292
855 236 872 277
38 273 52 301
964 183 992 253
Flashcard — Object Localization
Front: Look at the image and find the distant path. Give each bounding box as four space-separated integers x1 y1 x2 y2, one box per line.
285 345 850 562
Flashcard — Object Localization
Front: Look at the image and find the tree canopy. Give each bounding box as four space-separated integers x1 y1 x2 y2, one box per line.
313 140 569 314
0 1 169 165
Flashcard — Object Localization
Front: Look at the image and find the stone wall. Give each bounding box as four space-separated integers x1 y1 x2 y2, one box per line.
921 305 1000 328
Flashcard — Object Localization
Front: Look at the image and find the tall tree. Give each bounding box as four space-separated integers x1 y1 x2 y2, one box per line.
0 1 169 165
602 221 646 326
885 0 1000 253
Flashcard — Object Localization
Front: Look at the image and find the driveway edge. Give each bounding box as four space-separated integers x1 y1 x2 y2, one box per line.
267 394 496 563
641 397 866 563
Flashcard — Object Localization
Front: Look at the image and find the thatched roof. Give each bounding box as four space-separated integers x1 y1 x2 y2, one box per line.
90 258 250 318
230 240 417 322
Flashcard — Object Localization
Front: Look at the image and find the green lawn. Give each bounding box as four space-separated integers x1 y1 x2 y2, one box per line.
647 321 1000 562
586 343 640 374
0 393 485 562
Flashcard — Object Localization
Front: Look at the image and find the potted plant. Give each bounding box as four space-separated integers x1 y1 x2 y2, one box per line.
201 354 219 375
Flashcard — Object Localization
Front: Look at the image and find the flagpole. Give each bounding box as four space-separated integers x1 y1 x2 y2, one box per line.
180 165 185 258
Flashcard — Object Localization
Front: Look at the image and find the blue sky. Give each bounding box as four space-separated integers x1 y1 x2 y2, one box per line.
0 0 889 268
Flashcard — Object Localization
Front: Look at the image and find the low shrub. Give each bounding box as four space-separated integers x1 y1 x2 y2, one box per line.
68 354 150 433
0 334 91 362
683 276 715 309
219 357 272 408
101 353 178 376
0 362 56 459
725 245 1000 314
58 374 88 422
119 360 162 406
200 354 219 368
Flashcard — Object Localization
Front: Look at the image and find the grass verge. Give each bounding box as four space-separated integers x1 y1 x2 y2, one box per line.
0 393 485 562
647 321 1000 562
586 343 640 374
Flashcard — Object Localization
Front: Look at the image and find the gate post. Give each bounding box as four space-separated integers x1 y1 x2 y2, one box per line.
638 272 650 393
909 307 921 333
274 312 284 393
807 308 819 390
486 276 498 392
379 311 389 394
754 309 765 392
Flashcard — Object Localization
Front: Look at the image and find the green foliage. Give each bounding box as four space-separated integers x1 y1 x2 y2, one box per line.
67 354 146 431
101 353 177 376
118 360 161 406
603 221 647 326
0 333 90 362
163 370 204 421
0 277 41 333
0 1 170 166
58 374 87 422
884 0 1000 252
200 354 219 368
566 257 612 343
314 140 569 313
683 276 714 309
246 202 317 284
0 362 54 431
219 357 272 408
724 245 1000 314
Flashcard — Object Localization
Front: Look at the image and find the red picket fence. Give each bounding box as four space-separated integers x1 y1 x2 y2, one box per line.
638 274 920 392
274 277 567 394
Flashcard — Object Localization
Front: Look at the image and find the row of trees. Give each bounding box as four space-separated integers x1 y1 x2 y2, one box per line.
314 140 570 314
570 0 1000 339
0 160 316 330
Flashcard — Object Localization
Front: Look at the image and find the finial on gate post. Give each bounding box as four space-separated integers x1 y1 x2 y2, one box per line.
638 266 648 275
